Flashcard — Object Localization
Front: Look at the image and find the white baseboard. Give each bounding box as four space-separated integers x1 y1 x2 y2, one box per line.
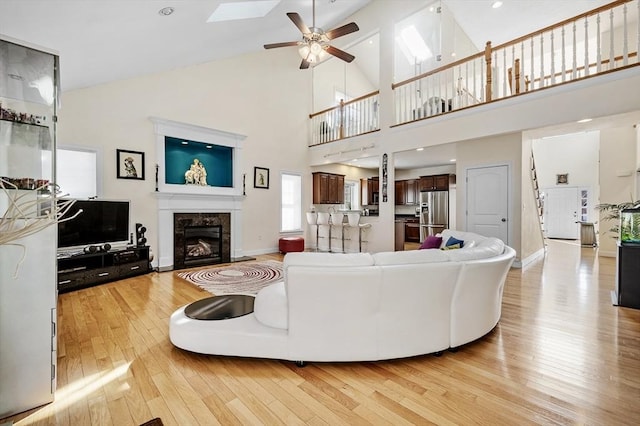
598 250 616 258
513 247 546 269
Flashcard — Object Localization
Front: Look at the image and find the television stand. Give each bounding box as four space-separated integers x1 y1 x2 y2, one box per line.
57 246 152 293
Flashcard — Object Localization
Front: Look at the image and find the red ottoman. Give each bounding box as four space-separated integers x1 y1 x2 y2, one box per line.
279 236 304 253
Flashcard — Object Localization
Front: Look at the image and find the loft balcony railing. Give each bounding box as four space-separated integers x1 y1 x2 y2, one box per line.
309 91 379 147
393 0 639 126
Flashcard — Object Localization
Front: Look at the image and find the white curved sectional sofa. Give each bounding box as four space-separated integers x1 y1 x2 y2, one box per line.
170 230 516 363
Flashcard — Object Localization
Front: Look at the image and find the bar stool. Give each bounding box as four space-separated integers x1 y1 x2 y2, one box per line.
330 212 345 252
358 223 372 252
306 212 318 250
316 212 330 251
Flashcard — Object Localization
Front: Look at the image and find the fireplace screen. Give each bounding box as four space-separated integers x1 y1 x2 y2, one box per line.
183 225 222 266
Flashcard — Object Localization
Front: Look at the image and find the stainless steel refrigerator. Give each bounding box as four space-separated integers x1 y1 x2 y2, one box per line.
419 191 449 242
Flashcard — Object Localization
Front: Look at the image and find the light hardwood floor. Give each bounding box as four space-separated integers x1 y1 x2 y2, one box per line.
4 240 640 425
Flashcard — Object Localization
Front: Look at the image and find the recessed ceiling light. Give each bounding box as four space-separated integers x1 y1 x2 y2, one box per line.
577 118 592 123
416 148 424 151
492 1 503 9
450 158 456 162
207 1 280 23
158 7 174 16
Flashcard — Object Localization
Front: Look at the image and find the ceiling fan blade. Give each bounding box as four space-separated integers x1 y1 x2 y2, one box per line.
264 41 300 49
325 45 355 63
287 12 310 34
300 59 310 69
325 22 359 40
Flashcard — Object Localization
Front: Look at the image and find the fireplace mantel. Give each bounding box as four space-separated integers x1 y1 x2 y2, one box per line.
150 117 247 271
155 192 244 271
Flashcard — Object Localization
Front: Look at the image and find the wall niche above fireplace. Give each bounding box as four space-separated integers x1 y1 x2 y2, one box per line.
150 116 246 197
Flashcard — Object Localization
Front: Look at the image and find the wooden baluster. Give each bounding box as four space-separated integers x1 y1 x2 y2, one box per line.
610 9 615 69
584 17 590 76
530 37 535 89
339 99 344 139
572 22 578 79
520 42 526 91
596 13 602 73
503 47 509 96
550 31 556 85
539 34 545 88
561 26 567 82
484 41 492 102
623 3 629 66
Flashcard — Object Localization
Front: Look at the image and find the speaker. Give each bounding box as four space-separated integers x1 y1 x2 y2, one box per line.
102 243 111 252
84 245 98 254
135 223 147 247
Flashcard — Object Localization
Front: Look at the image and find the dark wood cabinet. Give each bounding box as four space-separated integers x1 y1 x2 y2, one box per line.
405 219 420 242
395 179 419 205
395 180 406 205
419 174 450 191
368 177 379 205
615 243 640 309
313 172 345 204
406 179 418 205
58 246 152 293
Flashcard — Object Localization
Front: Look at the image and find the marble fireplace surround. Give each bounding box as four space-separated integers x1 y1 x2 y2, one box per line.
150 117 246 271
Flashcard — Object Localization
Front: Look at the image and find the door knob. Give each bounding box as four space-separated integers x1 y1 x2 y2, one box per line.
501 218 507 222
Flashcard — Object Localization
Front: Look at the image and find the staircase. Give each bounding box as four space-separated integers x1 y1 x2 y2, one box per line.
530 152 547 250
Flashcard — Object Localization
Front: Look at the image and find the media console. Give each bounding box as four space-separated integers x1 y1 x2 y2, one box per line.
57 246 152 293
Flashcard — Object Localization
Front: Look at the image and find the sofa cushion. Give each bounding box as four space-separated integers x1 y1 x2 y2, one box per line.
420 235 442 249
441 243 461 250
440 229 487 248
254 281 288 330
373 248 450 265
445 236 465 248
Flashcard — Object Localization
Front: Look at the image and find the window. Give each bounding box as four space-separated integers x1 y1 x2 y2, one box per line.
344 180 359 210
56 147 99 198
281 172 302 232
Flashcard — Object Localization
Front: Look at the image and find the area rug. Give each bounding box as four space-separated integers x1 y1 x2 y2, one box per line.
177 260 283 296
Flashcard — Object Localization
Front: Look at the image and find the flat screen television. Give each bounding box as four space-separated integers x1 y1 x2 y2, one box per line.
57 199 130 250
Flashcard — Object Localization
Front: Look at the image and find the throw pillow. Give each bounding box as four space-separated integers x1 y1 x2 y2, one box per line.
441 243 461 250
445 236 465 248
420 235 442 250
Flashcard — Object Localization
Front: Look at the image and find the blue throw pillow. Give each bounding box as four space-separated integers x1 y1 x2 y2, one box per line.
445 236 464 248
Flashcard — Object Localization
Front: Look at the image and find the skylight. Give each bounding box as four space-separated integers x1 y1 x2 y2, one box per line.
396 25 433 63
207 0 281 23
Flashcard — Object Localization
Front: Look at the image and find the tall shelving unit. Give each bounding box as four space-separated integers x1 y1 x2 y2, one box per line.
0 37 59 418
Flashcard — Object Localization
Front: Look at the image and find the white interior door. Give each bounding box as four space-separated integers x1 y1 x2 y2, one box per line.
466 165 509 243
544 187 579 239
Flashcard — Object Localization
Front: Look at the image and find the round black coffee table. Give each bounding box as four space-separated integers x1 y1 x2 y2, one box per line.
184 295 255 320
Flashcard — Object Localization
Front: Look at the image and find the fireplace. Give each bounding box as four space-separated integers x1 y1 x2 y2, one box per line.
183 225 222 266
173 213 231 270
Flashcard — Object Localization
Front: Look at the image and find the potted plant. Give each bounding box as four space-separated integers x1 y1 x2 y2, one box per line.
596 199 639 239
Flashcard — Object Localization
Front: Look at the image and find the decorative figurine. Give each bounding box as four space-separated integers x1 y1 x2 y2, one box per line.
185 158 207 186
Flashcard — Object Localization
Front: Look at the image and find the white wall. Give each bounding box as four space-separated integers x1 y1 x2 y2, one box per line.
58 47 313 258
598 125 638 256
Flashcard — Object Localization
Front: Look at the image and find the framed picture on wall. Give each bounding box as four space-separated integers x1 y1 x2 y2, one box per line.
254 166 269 189
556 173 568 185
117 149 145 180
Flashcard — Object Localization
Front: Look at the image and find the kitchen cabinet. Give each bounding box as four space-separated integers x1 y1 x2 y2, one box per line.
362 176 379 206
395 180 406 205
395 179 419 205
419 174 450 191
313 172 344 204
405 219 420 242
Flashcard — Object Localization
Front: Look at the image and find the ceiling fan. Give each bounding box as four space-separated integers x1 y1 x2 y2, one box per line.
263 0 360 69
